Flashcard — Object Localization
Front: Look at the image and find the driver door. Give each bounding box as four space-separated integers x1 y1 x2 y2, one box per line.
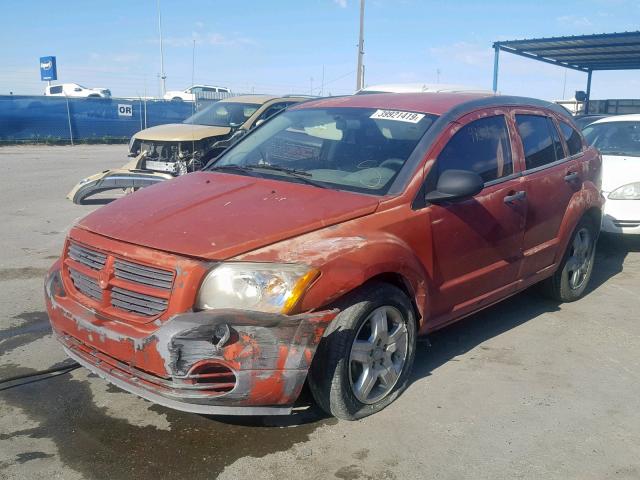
425 110 526 325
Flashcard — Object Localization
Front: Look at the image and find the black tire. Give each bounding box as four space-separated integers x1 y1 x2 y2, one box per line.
172 97 183 102
540 216 597 302
307 282 417 420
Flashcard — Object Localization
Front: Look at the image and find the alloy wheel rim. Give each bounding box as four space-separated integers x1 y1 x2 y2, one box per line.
348 305 409 404
567 227 593 290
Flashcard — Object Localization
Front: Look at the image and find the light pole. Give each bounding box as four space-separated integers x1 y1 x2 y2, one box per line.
355 0 365 91
157 0 167 97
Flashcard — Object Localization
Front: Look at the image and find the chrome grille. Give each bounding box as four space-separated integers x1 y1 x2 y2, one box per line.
69 268 103 302
111 286 168 317
114 259 174 290
68 243 107 270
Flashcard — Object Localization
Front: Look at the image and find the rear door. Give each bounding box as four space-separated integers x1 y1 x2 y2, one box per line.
513 112 580 277
425 110 526 324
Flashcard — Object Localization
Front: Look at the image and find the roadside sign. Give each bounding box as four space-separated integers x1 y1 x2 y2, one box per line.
118 104 133 117
40 56 57 81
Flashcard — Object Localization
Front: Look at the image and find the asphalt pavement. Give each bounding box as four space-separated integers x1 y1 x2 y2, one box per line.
1 145 639 480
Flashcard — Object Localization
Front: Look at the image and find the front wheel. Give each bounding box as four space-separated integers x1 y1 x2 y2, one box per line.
308 282 417 420
540 216 597 302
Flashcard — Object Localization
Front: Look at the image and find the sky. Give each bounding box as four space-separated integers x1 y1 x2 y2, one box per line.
0 0 639 101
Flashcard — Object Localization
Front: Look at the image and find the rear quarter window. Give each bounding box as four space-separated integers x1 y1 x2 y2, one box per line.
559 122 584 156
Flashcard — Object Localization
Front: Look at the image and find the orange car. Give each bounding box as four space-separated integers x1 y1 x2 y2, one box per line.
46 93 603 419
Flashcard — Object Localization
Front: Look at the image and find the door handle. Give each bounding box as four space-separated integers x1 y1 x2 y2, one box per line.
564 171 580 183
504 190 526 204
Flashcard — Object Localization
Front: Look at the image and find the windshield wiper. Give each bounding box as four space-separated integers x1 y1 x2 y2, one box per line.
209 164 257 174
244 164 328 189
209 163 328 189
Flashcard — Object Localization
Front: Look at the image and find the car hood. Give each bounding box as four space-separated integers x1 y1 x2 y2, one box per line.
76 172 380 260
601 155 640 192
134 123 232 142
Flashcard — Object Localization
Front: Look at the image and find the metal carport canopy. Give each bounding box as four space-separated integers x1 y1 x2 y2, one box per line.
492 31 640 113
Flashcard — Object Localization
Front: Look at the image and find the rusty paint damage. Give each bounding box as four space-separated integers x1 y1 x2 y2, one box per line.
45 264 337 413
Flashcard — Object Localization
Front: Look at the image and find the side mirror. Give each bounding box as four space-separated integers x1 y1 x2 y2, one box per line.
425 169 484 204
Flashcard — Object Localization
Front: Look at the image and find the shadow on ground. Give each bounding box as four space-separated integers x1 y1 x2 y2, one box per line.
412 233 640 382
0 363 335 480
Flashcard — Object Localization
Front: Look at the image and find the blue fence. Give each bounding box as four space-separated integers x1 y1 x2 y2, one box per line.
0 95 197 142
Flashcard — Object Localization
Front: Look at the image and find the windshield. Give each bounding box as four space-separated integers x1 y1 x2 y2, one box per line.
582 121 640 156
183 102 261 127
207 107 437 195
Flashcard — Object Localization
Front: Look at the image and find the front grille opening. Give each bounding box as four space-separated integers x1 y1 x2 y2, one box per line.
111 286 168 317
69 268 102 302
68 243 107 270
187 362 237 393
114 259 174 290
613 220 640 228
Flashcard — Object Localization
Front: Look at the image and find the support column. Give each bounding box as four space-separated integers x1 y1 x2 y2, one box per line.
585 70 592 114
492 46 500 93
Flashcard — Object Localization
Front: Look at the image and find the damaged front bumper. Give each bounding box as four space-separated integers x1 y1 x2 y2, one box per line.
67 169 173 205
45 264 337 415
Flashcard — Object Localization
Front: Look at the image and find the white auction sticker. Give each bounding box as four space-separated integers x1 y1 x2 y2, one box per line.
370 109 425 123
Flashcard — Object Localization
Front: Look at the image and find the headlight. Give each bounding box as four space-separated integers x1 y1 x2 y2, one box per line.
195 263 319 314
608 182 640 200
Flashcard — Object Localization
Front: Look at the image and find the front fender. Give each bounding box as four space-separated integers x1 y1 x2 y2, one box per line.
236 229 431 329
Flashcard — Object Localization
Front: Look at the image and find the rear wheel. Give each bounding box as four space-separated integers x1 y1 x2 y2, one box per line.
540 216 597 302
308 282 417 420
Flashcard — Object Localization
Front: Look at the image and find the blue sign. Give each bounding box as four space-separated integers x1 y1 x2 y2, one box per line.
40 56 57 81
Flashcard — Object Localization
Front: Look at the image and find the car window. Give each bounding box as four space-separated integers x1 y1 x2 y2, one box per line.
559 122 583 156
516 114 561 169
436 115 513 183
209 107 437 195
548 118 565 160
582 121 640 156
49 86 63 94
183 102 261 127
256 102 292 123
